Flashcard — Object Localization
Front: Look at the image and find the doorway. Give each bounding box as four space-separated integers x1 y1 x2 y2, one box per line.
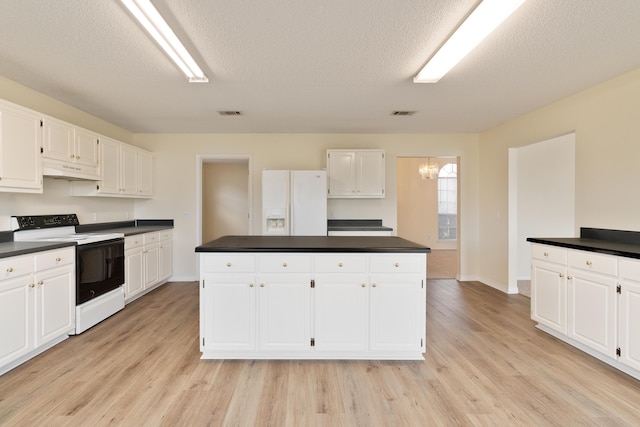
397 156 459 279
196 155 252 246
508 133 575 295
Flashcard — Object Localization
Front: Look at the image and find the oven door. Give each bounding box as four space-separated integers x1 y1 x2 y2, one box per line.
76 238 125 305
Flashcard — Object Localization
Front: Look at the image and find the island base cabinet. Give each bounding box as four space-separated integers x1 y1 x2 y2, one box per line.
619 281 640 372
370 274 425 353
314 275 368 352
199 252 426 360
258 275 311 352
531 260 567 334
201 275 256 352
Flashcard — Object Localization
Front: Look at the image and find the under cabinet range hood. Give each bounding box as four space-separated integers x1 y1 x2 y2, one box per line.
42 159 101 181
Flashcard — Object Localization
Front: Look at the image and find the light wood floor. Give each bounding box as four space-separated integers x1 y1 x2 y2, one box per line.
1 280 640 426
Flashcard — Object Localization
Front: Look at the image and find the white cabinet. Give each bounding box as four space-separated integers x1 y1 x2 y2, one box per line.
71 139 153 198
567 250 618 356
199 251 426 359
201 274 256 352
0 247 75 375
158 231 173 282
0 255 34 368
41 116 99 179
326 149 385 198
137 149 153 197
124 230 172 303
0 99 43 193
34 248 75 347
530 243 640 380
530 244 568 334
124 235 144 301
258 274 311 352
618 259 640 372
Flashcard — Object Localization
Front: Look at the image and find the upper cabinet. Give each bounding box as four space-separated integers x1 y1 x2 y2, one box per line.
326 149 385 198
0 99 43 193
71 137 152 198
41 116 100 180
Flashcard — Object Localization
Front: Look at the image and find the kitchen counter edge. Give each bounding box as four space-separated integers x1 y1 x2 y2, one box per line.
196 235 430 253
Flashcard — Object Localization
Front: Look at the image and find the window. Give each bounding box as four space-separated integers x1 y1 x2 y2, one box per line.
438 163 457 240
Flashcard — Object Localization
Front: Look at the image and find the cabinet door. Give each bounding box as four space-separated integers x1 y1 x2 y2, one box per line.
137 149 153 197
125 248 144 300
0 275 33 367
42 116 74 163
0 101 42 192
120 144 138 195
619 280 640 372
74 127 99 168
357 150 385 197
158 240 172 281
327 150 356 197
35 267 74 347
143 244 159 288
201 274 256 351
99 137 121 195
531 260 567 334
567 270 617 356
258 274 311 352
369 274 423 352
314 274 368 352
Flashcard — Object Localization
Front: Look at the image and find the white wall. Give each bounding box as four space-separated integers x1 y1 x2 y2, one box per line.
479 66 640 292
511 133 575 286
133 134 480 281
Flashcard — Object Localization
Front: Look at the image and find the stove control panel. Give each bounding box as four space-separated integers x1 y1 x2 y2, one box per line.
11 214 80 230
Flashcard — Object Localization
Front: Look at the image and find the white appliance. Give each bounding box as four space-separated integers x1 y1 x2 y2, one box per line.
262 170 327 235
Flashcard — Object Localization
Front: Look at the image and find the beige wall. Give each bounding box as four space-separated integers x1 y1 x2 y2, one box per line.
478 67 640 292
202 162 249 242
133 134 480 281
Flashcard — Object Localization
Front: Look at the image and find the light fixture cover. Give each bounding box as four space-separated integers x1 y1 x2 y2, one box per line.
414 0 527 83
122 0 208 82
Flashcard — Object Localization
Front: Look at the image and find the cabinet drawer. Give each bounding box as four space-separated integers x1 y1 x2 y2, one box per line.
314 254 366 273
568 250 617 276
531 244 567 264
0 255 33 279
369 254 425 273
203 254 256 273
159 230 172 241
618 258 640 281
125 235 144 249
143 232 159 245
259 254 311 273
34 247 75 271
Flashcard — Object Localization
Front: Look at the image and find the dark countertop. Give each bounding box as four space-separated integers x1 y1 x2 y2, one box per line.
527 228 640 259
0 241 76 259
76 219 174 236
327 219 393 232
196 235 430 253
0 219 173 259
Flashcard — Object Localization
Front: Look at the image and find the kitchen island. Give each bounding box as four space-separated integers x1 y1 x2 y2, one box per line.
195 235 429 360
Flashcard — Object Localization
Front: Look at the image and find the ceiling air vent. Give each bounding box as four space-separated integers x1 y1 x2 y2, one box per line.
218 111 242 116
392 111 417 116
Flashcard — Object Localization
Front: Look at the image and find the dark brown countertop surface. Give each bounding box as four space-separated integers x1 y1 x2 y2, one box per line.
196 235 429 253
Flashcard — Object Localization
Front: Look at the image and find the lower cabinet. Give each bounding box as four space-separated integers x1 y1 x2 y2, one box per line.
124 230 172 303
0 247 75 375
199 252 426 360
530 243 640 380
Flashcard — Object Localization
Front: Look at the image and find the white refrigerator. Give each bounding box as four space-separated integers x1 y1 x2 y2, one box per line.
262 170 327 235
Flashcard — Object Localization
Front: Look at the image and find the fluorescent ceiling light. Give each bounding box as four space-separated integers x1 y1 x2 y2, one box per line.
414 0 527 83
121 0 208 83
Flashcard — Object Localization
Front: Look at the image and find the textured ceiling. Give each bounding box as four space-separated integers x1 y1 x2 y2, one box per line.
0 0 639 134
